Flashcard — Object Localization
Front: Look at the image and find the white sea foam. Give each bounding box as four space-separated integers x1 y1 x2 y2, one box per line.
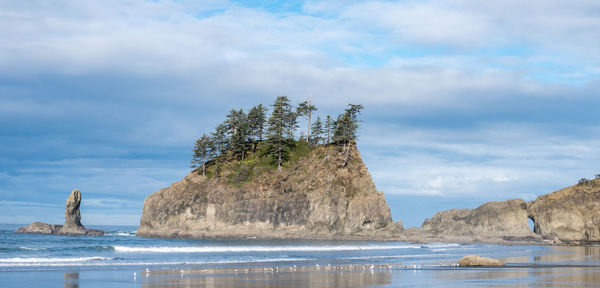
106 231 136 237
0 257 306 267
421 243 461 249
19 246 41 251
0 256 111 266
114 244 422 253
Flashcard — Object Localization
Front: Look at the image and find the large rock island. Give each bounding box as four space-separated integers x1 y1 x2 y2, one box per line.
137 145 399 239
15 189 103 236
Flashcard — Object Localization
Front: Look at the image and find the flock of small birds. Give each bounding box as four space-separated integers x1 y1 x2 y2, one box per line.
135 262 462 279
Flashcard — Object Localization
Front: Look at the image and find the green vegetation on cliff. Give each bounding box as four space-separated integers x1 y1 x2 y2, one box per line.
192 96 364 183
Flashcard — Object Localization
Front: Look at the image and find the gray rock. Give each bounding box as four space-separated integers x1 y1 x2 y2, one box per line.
137 145 396 239
64 189 82 229
14 189 103 236
14 222 61 234
528 179 600 242
420 199 535 237
458 255 504 266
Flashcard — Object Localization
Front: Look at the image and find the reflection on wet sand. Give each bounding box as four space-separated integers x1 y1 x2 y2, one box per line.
432 268 531 287
535 246 600 265
533 267 600 287
430 245 600 288
140 266 392 288
64 272 79 288
123 246 600 287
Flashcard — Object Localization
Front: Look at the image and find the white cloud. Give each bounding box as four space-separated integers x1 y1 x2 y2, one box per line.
361 122 600 199
1 0 599 225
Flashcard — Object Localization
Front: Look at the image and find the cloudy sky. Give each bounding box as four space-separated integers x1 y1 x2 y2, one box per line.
1 0 598 227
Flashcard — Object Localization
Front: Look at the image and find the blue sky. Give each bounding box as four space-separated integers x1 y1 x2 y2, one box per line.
1 0 599 227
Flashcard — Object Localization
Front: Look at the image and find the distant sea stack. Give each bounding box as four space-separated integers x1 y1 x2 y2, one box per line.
528 178 600 242
137 145 399 239
15 189 103 236
417 178 600 244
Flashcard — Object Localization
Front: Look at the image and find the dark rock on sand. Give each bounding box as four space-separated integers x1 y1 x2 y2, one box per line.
15 189 103 236
458 255 504 266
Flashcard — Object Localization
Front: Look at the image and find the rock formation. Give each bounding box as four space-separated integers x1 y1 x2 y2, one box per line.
458 255 504 266
420 199 536 238
15 189 103 236
417 178 600 243
528 178 600 242
137 145 397 239
64 189 83 228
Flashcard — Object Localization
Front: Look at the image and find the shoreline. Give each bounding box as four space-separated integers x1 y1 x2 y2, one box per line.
136 229 562 246
5 261 600 287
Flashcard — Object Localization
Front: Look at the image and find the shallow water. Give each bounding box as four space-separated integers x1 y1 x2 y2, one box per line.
2 223 600 287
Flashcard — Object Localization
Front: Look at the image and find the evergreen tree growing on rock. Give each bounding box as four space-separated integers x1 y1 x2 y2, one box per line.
333 104 363 152
247 104 267 152
190 97 364 175
325 115 333 144
267 96 295 171
311 116 324 145
191 134 213 177
211 123 229 155
225 109 252 161
297 98 317 142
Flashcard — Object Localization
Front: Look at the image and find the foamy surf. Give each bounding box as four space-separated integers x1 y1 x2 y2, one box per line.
105 231 137 237
114 244 424 253
0 256 112 266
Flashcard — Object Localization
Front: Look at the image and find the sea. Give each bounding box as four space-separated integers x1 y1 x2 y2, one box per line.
2 223 600 287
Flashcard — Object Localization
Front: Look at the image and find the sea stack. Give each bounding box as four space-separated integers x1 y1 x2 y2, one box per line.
137 145 398 239
15 189 103 236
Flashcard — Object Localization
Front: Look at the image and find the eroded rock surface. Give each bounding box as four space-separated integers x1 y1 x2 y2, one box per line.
14 222 61 234
420 199 536 237
137 145 397 239
64 189 82 228
528 179 600 242
15 189 103 236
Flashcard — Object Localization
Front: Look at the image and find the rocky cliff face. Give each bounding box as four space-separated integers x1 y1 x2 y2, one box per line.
528 179 600 242
418 179 600 243
137 145 396 239
420 199 535 237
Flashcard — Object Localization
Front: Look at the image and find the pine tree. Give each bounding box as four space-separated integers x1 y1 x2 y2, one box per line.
333 104 363 151
211 123 228 155
232 117 251 161
247 104 267 152
226 109 251 161
297 98 317 142
325 115 333 144
191 134 213 177
225 109 244 138
285 109 298 140
266 96 295 171
311 116 324 145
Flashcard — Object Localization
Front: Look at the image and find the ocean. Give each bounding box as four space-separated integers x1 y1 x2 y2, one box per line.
2 223 600 287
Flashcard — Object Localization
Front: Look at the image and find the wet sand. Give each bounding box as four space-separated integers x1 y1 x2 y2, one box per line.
4 245 600 287
3 262 600 287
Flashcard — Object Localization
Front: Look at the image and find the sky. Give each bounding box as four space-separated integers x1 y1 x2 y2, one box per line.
0 0 599 228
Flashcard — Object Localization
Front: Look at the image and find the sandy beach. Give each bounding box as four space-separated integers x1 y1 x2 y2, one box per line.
5 261 600 287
